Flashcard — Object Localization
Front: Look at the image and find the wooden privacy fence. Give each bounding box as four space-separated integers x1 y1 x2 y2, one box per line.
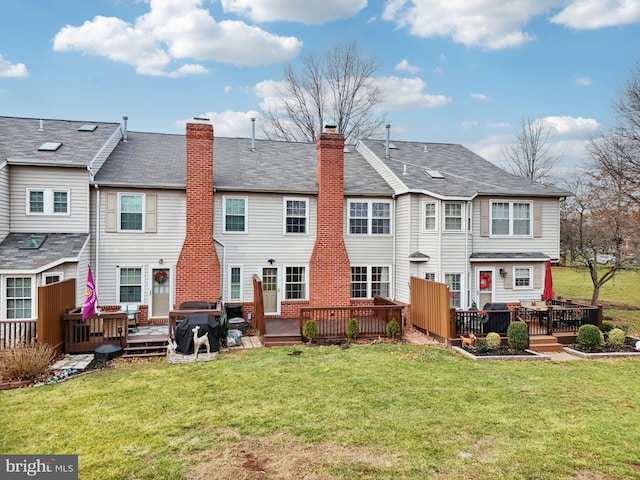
410 276 451 341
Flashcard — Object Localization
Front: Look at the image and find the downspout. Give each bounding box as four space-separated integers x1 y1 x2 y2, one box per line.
215 238 226 303
465 200 471 308
392 194 396 300
94 184 100 295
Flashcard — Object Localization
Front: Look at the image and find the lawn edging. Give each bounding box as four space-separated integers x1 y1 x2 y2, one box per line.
451 346 550 361
563 335 640 359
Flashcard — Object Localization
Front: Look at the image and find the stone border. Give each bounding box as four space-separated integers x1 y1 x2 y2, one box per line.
452 346 550 361
562 347 640 359
167 352 218 364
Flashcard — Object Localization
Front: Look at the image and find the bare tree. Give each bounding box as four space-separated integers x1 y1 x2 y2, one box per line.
503 116 558 182
261 41 384 144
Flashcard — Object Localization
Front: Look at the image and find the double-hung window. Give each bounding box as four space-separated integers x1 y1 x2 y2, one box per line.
444 202 463 231
423 202 437 231
350 266 391 299
119 267 142 303
445 273 462 308
371 266 390 297
491 201 532 236
513 267 532 289
224 197 247 233
27 189 69 215
284 198 308 234
285 266 306 300
350 266 368 298
229 266 242 301
348 200 391 235
6 277 32 319
119 194 144 231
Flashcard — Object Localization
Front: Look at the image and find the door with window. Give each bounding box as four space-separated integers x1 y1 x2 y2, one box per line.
150 268 170 318
262 267 279 314
476 269 493 309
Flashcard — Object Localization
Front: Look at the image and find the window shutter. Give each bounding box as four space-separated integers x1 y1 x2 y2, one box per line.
533 201 542 238
146 194 157 233
503 266 513 290
533 264 542 289
480 199 489 237
106 193 117 233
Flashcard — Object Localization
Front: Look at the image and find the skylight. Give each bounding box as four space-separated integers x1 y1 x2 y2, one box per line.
38 142 62 151
20 234 47 249
78 124 98 132
425 169 445 179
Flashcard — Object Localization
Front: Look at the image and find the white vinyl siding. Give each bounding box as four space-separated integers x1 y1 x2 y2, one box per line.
0 163 9 239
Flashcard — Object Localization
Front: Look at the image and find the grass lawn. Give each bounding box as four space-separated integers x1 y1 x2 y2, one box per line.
552 267 640 336
2 346 640 479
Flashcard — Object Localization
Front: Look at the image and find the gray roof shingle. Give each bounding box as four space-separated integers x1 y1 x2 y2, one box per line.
0 233 89 271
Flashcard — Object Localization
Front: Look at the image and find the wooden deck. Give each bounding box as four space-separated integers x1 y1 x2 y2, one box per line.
263 318 302 347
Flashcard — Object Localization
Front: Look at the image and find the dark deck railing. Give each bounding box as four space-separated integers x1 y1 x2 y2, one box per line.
168 308 221 342
0 320 38 350
300 298 403 339
62 310 128 353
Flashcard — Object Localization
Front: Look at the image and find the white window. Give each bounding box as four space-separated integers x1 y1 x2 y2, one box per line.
119 193 144 231
118 267 142 303
445 273 462 308
6 277 33 319
491 201 532 236
423 202 437 231
444 202 463 231
424 272 436 281
371 266 390 297
44 273 63 285
513 267 532 289
348 200 391 235
285 266 307 300
350 266 391 299
27 189 70 215
224 197 247 233
229 266 242 301
284 198 308 234
350 266 368 298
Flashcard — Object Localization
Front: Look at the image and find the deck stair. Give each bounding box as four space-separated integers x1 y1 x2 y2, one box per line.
123 334 169 358
263 318 303 347
262 333 303 347
528 335 563 353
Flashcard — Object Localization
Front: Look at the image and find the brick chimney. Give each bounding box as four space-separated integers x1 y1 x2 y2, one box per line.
309 130 351 306
175 121 220 306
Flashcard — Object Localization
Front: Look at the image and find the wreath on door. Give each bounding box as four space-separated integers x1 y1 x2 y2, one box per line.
154 270 168 284
479 273 491 290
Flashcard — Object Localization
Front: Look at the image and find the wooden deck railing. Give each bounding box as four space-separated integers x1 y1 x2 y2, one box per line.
0 320 38 350
300 300 403 339
62 310 128 353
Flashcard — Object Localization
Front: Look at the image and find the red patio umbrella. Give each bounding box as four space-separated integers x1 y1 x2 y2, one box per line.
542 260 554 302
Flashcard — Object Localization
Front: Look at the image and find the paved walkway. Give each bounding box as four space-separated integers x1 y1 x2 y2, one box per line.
50 354 94 371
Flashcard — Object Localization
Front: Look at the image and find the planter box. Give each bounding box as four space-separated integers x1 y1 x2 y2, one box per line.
563 335 640 359
452 346 550 361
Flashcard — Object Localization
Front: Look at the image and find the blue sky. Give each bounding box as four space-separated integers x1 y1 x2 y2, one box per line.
1 0 639 176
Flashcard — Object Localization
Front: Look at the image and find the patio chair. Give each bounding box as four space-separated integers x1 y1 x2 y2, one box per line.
123 304 139 332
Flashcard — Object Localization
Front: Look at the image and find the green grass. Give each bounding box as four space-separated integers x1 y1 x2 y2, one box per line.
2 346 640 479
553 267 640 335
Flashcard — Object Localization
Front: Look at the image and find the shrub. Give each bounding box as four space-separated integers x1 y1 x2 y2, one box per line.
302 319 319 343
474 338 488 353
577 324 603 351
507 322 528 351
386 319 401 339
602 320 615 333
485 332 501 350
346 318 359 340
0 343 56 382
608 328 626 347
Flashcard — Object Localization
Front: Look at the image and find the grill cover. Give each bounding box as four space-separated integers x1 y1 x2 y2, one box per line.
175 314 221 355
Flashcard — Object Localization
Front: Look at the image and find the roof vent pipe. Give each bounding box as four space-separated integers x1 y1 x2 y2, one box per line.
251 117 256 151
122 116 128 142
385 124 391 158
39 119 44 132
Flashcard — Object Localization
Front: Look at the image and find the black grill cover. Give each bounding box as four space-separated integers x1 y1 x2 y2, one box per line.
482 303 511 334
175 314 220 354
225 304 243 319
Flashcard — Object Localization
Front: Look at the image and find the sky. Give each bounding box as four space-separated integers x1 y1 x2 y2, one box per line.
1 0 639 177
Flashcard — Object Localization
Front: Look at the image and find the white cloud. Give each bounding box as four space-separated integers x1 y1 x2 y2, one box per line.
550 0 640 29
376 76 452 110
461 121 478 129
53 0 302 76
469 92 490 101
0 53 29 77
486 122 511 128
395 59 420 75
433 66 444 74
573 75 592 86
224 85 233 94
176 110 261 137
220 0 367 24
538 115 600 137
382 0 556 50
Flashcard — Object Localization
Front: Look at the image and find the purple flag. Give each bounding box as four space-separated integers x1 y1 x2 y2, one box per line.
82 266 98 321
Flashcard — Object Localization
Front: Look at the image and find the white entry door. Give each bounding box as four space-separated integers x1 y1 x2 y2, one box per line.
476 268 493 309
150 267 170 318
262 267 279 314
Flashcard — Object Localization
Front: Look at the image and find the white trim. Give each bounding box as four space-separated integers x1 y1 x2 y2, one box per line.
284 265 308 301
26 188 71 216
117 192 146 233
443 201 464 232
223 195 249 234
3 275 36 320
513 266 533 290
350 265 392 299
282 197 309 235
347 199 393 236
444 272 464 309
228 265 243 301
489 200 533 237
422 200 438 232
117 265 144 304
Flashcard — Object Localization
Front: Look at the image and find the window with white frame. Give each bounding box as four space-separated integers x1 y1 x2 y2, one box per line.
224 197 247 233
229 266 242 301
424 272 436 281
119 267 142 303
284 198 308 234
444 202 463 231
371 266 390 297
119 194 144 231
491 201 532 236
27 189 69 215
350 266 368 298
44 273 63 285
513 267 532 289
350 266 390 299
348 200 391 235
6 277 33 319
285 266 306 300
445 273 461 308
423 202 437 231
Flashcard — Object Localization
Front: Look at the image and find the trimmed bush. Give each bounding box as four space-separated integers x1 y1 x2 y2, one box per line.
474 338 488 353
507 322 528 351
601 320 615 333
485 332 501 350
303 319 319 343
577 324 603 351
346 318 359 340
386 319 401 339
608 328 626 347
0 343 56 382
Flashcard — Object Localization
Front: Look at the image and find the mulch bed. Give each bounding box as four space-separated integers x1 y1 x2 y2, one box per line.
462 347 533 356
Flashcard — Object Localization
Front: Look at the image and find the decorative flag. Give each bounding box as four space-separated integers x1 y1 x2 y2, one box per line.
82 266 98 321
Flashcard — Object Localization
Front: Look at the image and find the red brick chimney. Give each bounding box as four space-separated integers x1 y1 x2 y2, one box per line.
309 131 351 306
176 121 220 306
